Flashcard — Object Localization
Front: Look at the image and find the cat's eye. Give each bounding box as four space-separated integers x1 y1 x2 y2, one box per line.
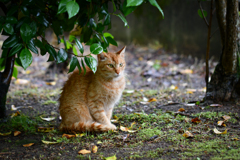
119 63 123 67
108 64 114 68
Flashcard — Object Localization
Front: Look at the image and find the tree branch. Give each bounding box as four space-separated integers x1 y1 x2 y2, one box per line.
197 0 209 27
205 0 214 89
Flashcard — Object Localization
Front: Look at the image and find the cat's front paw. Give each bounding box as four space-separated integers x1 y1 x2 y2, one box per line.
109 123 117 130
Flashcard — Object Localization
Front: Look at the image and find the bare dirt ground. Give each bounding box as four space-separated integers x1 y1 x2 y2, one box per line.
0 44 240 160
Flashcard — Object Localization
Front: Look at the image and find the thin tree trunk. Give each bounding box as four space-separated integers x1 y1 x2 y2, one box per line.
222 0 238 74
0 53 15 119
0 2 15 119
206 0 240 102
215 0 226 47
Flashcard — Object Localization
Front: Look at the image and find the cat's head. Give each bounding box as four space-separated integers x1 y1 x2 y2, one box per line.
97 46 126 79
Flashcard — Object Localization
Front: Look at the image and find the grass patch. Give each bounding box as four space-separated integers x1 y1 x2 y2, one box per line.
0 113 44 134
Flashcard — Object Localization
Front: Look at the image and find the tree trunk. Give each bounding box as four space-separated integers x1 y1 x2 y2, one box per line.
0 53 15 119
206 0 240 102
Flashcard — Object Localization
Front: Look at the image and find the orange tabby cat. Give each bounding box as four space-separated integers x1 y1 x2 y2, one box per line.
59 46 126 132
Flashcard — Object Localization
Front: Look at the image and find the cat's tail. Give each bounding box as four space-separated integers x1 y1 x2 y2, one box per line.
60 121 116 132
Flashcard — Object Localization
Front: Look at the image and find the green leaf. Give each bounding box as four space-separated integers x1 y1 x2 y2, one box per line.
0 58 5 71
68 56 79 73
20 23 33 42
81 59 86 75
3 23 14 35
106 37 118 46
19 47 32 70
103 32 114 38
103 36 109 47
7 5 18 16
15 57 22 67
57 48 68 63
27 39 38 54
34 39 45 49
6 16 18 24
29 21 37 37
9 43 23 57
36 16 49 27
90 43 103 55
58 0 71 14
2 34 19 49
104 14 111 26
122 0 137 16
69 35 75 42
112 0 116 12
66 1 80 19
46 44 57 61
21 6 29 15
95 34 102 42
75 37 84 54
1 49 8 58
84 56 97 73
72 45 78 55
66 41 72 49
12 67 18 79
89 18 97 29
198 9 207 18
116 13 129 27
149 0 164 18
127 0 143 7
52 20 63 36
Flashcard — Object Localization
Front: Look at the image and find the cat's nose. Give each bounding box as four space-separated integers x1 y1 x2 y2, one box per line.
115 69 120 74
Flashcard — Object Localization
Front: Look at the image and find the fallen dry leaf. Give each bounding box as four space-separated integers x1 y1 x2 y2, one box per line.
191 117 201 124
78 149 91 155
178 108 185 112
148 98 157 102
45 79 56 86
37 127 54 132
120 126 137 133
111 119 118 123
23 143 34 147
222 115 231 121
180 69 193 74
231 138 239 141
183 131 194 138
97 141 102 144
213 128 227 134
10 111 20 118
11 105 17 111
42 140 59 144
40 116 56 121
62 134 76 139
105 155 117 160
124 90 134 93
184 118 190 123
91 145 98 153
186 90 193 94
210 104 223 107
217 121 225 126
14 131 21 136
169 85 178 90
76 133 86 137
0 131 11 136
130 122 136 129
15 79 29 85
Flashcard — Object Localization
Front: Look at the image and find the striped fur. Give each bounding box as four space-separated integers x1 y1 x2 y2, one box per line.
59 47 126 132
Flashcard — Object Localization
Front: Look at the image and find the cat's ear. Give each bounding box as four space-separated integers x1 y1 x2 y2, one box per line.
116 46 126 57
98 52 107 61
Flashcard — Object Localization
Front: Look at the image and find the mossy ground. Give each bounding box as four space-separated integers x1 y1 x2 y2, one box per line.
0 46 240 159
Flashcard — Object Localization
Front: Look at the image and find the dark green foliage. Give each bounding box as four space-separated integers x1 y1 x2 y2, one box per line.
0 0 163 74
